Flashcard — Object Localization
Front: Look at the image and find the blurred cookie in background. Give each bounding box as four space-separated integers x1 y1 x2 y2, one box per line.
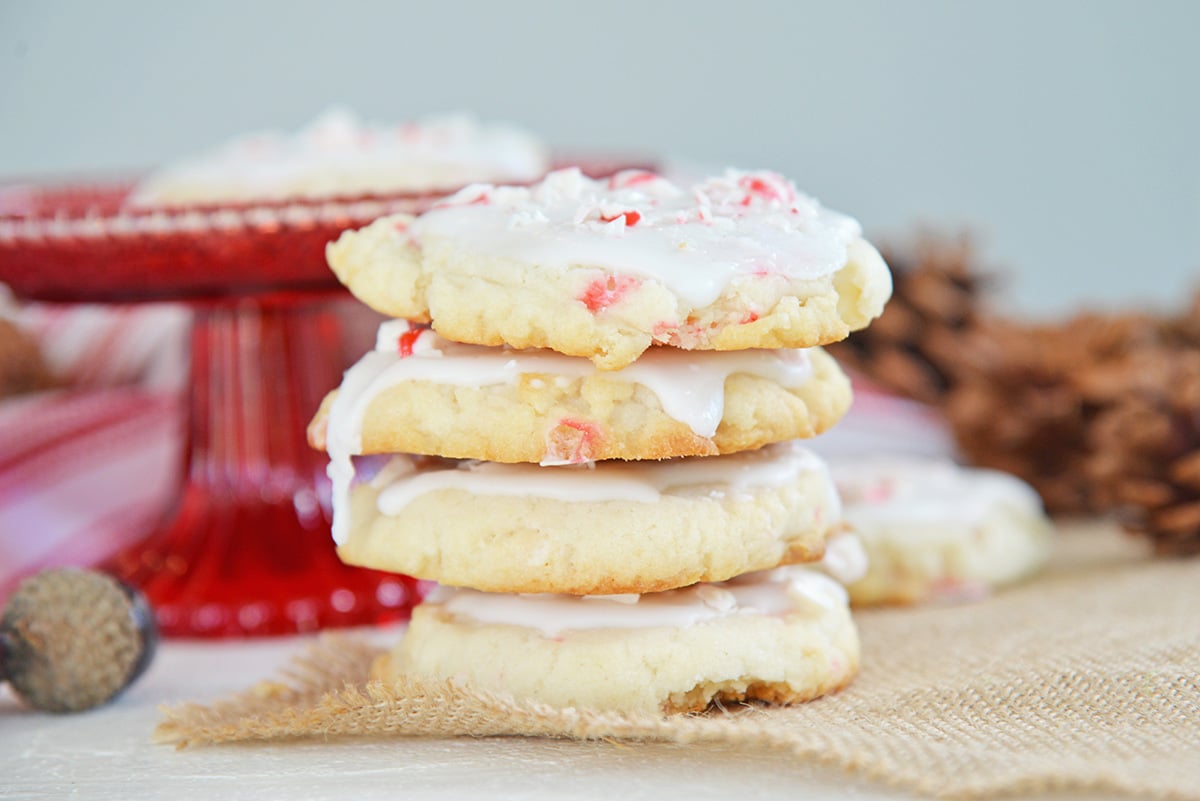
129 108 551 206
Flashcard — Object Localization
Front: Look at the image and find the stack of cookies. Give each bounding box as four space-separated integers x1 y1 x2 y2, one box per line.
308 167 892 714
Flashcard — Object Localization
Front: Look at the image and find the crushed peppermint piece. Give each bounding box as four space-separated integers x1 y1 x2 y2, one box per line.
599 209 641 227
397 328 424 358
580 274 640 313
542 418 601 465
608 169 662 190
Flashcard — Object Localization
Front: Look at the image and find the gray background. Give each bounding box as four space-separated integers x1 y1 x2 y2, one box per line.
2 0 1197 315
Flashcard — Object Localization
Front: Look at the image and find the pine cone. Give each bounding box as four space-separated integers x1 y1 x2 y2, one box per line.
946 317 1104 514
829 234 991 405
1161 291 1200 347
944 294 1200 538
1084 342 1200 556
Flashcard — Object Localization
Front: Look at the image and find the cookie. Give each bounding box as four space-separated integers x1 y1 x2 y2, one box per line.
327 168 892 369
308 320 852 465
331 442 843 595
830 458 1053 605
130 109 549 205
375 565 859 715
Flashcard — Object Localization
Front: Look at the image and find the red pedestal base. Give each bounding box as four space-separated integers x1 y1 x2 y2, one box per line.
105 292 419 637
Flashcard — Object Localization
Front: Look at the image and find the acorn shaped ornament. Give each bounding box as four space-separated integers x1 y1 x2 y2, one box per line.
1 569 158 713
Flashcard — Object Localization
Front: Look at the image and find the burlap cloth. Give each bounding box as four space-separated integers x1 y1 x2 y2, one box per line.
156 523 1200 799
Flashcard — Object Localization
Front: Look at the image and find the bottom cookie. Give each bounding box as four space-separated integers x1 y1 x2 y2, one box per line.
831 458 1054 605
375 566 859 716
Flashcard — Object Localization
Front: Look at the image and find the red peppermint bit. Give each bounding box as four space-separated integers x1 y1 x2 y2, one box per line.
393 219 409 233
544 418 601 464
738 173 792 205
397 327 426 358
580 274 639 313
741 311 759 324
608 170 659 189
652 320 678 340
599 210 641 227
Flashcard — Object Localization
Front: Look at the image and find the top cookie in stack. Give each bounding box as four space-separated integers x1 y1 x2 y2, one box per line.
310 166 891 714
325 167 890 369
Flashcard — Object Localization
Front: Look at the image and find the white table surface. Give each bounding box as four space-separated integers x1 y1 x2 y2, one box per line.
1 626 1125 801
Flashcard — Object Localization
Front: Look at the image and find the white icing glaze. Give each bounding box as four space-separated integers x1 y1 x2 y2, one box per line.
132 108 549 204
329 320 813 459
425 564 848 636
407 167 864 307
373 441 830 516
818 534 869 585
831 458 1045 528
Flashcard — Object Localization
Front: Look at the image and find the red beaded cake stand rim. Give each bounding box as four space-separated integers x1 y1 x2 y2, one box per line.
0 182 443 302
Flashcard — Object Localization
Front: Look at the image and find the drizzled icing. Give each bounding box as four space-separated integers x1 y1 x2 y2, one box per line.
328 436 829 546
371 441 833 518
425 564 849 636
831 458 1045 526
407 167 864 307
818 534 869 585
131 108 550 204
331 319 813 451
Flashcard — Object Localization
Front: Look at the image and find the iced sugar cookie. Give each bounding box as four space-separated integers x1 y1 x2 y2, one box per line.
331 443 843 595
131 109 549 205
375 565 858 715
308 320 852 464
327 168 892 369
830 458 1053 605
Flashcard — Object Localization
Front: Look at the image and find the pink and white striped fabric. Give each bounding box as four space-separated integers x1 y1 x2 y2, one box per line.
0 301 189 596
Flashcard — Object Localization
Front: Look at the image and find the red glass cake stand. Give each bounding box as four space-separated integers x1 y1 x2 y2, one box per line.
0 160 640 637
0 181 440 637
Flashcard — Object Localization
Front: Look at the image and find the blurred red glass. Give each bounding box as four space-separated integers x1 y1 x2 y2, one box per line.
0 181 438 637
